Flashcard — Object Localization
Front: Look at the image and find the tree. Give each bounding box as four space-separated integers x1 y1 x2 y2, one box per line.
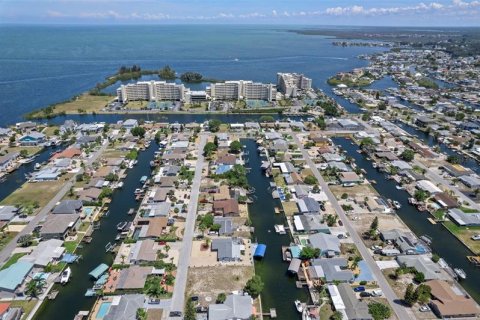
370 216 379 231
341 193 348 199
414 190 430 202
18 234 33 247
136 309 147 320
304 175 317 185
158 65 176 79
25 278 45 298
203 142 217 157
19 149 29 158
131 126 146 138
368 302 391 320
216 292 227 303
404 283 417 306
259 115 275 123
401 149 415 162
208 120 222 133
229 140 242 154
315 116 327 130
326 214 337 227
244 275 264 298
415 284 431 305
414 271 425 283
447 155 460 164
431 253 440 263
331 311 343 320
300 246 320 260
184 299 197 320
180 72 203 82
360 137 375 149
455 112 465 121
144 277 165 298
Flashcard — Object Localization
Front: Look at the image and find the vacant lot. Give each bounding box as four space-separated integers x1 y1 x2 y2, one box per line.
31 94 113 117
1 174 72 209
444 221 480 254
186 265 254 305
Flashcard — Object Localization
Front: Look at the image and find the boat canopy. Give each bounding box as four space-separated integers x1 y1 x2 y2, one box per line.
61 253 78 264
288 258 301 274
88 263 109 280
254 244 266 258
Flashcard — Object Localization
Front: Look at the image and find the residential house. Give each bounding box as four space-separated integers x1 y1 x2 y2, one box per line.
211 238 243 262
19 132 45 146
308 233 341 257
336 283 372 319
208 294 253 320
39 214 80 240
213 199 239 217
426 280 479 319
309 258 354 283
397 256 447 281
447 208 480 226
52 200 83 214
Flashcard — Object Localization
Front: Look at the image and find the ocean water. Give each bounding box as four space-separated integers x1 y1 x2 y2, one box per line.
0 25 385 126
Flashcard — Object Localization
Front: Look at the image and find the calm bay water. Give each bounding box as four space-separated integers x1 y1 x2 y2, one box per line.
0 25 385 126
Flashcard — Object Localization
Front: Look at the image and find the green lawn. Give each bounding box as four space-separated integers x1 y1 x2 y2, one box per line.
460 206 479 213
64 241 79 253
1 252 27 270
0 232 18 252
10 300 37 318
444 221 480 254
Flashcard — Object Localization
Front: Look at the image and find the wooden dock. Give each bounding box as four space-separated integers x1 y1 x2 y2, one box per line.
260 308 277 318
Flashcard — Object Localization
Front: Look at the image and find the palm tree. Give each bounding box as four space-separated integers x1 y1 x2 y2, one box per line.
144 277 165 299
25 278 45 298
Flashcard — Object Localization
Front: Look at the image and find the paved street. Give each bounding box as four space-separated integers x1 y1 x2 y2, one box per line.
168 134 207 317
0 139 110 266
293 134 414 320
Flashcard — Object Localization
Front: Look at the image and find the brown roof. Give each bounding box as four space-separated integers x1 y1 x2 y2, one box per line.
213 199 239 216
135 239 157 262
216 154 237 165
433 192 458 208
93 166 114 178
116 266 151 290
157 176 177 188
140 217 168 238
51 147 82 160
213 185 230 201
78 188 102 201
426 280 479 317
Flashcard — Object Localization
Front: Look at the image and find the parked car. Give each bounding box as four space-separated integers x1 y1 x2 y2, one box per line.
353 286 366 292
419 305 431 312
360 291 372 297
148 298 160 304
471 234 480 241
371 289 383 297
191 296 199 301
169 311 183 317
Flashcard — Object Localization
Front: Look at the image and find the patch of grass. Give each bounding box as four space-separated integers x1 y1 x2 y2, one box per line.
460 206 479 213
28 94 113 118
3 146 44 157
1 252 27 270
10 300 37 318
444 221 480 254
64 241 79 253
0 232 18 252
282 201 298 216
1 174 73 209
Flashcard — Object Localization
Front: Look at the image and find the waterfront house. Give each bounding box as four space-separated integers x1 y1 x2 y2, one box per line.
415 116 435 128
52 200 83 214
213 199 239 217
327 285 348 320
39 213 80 240
426 280 480 319
0 261 33 293
208 293 253 320
122 119 139 131
380 229 423 254
0 152 19 172
19 239 65 267
51 147 82 160
336 283 372 319
32 167 62 181
294 215 330 234
447 208 480 226
19 132 45 146
0 128 12 138
213 185 231 201
78 187 102 202
297 197 320 214
365 197 391 214
15 121 37 132
0 206 19 222
115 266 152 291
211 238 243 262
308 233 341 256
459 174 480 189
416 180 442 194
396 255 448 281
213 217 234 236
442 163 473 177
310 258 354 283
135 217 168 239
129 239 158 264
339 172 362 185
433 192 458 209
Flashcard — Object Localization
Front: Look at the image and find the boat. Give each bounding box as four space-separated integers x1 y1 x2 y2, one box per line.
134 188 143 195
372 162 377 168
294 300 304 313
22 157 35 164
34 163 41 171
127 208 135 215
150 160 156 168
116 221 128 231
395 185 404 190
60 267 71 284
274 225 286 234
419 235 432 245
454 268 467 280
140 176 148 184
105 242 114 252
392 201 401 209
116 182 124 189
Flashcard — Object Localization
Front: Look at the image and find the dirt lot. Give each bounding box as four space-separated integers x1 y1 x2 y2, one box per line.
190 239 253 267
186 265 254 306
330 184 376 200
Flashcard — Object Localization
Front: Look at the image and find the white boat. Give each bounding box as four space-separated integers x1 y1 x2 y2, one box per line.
116 182 124 189
34 163 41 171
395 185 404 190
392 201 401 209
60 267 71 284
454 268 466 280
294 300 304 313
274 225 286 234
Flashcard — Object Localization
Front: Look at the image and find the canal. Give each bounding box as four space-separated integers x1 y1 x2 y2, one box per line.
394 121 480 175
34 141 157 320
243 139 309 320
333 137 480 304
0 144 64 202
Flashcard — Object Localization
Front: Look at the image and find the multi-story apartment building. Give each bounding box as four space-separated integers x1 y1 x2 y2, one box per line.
117 81 186 103
277 73 312 97
208 80 276 101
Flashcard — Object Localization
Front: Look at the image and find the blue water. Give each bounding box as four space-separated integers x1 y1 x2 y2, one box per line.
95 302 111 319
0 25 386 126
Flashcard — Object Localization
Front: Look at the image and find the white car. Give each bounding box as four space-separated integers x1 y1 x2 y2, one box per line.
471 234 480 241
419 305 430 312
371 289 383 297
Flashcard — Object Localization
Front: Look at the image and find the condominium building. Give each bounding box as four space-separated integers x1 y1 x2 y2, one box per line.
117 81 186 103
208 80 276 101
277 73 312 97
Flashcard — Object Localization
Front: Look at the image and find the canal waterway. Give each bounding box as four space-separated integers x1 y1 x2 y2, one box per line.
394 121 480 175
34 142 157 320
0 144 64 202
243 139 309 320
333 137 480 304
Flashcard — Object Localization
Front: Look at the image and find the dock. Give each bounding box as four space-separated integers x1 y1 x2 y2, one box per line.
260 309 277 318
47 290 59 300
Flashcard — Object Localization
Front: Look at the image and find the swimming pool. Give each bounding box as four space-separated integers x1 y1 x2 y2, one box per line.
83 207 95 217
96 302 112 319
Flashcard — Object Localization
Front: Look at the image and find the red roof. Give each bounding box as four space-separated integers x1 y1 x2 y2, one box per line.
0 302 10 315
51 148 81 160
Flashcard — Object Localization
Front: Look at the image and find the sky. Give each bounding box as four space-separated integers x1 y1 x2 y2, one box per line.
1 0 480 26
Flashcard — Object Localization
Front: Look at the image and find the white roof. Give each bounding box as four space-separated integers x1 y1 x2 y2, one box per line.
416 180 442 194
19 239 65 267
328 284 346 311
293 215 304 231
